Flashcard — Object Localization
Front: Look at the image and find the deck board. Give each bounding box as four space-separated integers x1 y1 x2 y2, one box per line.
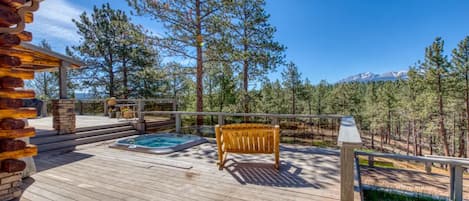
20 141 348 201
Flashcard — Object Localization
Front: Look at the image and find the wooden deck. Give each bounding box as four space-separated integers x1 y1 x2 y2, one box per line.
28 115 134 133
19 140 351 201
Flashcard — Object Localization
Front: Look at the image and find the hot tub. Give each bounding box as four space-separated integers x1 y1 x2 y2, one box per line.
110 133 207 154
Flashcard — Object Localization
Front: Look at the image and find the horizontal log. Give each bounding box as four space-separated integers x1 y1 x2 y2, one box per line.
0 139 26 152
24 11 32 23
0 54 21 67
0 50 34 62
1 159 26 173
16 31 31 41
0 0 26 8
0 48 62 67
0 4 21 27
0 88 35 99
0 33 20 47
0 118 25 129
0 76 23 88
0 127 34 138
0 145 37 160
0 98 22 109
22 58 61 67
0 69 34 79
0 108 36 119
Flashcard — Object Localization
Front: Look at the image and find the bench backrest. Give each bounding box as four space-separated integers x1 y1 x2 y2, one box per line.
215 123 280 154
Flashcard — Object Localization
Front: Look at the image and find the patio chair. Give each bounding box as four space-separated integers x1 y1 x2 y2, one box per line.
215 123 280 170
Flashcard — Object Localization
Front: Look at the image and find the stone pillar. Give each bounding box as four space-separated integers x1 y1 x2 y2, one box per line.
0 172 22 200
52 99 76 134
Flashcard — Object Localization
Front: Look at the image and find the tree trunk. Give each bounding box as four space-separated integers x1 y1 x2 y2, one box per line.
243 54 249 114
195 0 203 126
371 129 375 149
465 71 469 158
42 72 48 98
430 136 433 155
108 53 114 97
292 87 296 114
413 120 418 156
122 59 128 98
437 74 450 156
380 127 384 152
407 121 410 155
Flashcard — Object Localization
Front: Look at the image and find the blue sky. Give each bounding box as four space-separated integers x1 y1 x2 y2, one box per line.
30 0 469 84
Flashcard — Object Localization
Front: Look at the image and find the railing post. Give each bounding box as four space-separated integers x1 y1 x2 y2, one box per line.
425 162 432 174
340 143 359 201
218 114 224 126
449 164 463 201
104 100 108 116
175 113 181 133
133 99 146 133
41 100 48 117
368 155 374 167
338 117 362 201
79 100 83 115
137 99 145 122
271 117 279 125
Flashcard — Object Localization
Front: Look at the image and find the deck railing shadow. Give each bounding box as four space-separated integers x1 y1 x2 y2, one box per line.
224 160 315 188
33 151 94 172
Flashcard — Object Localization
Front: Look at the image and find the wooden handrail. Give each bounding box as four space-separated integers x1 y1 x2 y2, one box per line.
140 110 344 119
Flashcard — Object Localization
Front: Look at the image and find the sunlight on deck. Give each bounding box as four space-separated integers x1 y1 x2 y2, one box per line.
20 142 352 201
28 115 135 132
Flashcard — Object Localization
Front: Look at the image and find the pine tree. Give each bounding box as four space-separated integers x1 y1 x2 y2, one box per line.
72 3 155 98
421 37 451 156
281 62 302 114
452 36 469 157
127 0 225 125
226 0 285 113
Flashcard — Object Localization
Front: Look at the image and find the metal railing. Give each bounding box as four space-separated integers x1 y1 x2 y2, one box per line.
356 151 468 201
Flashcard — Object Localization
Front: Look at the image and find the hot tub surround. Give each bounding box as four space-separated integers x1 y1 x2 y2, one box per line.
110 133 207 154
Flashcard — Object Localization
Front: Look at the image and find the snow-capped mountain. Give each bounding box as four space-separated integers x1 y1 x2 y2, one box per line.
338 71 408 83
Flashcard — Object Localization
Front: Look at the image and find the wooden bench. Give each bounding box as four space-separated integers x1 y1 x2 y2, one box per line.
215 123 280 169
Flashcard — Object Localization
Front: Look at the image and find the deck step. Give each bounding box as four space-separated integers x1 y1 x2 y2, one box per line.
75 122 132 132
37 130 139 153
31 126 135 145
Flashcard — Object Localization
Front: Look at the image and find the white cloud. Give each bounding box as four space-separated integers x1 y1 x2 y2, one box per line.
27 0 86 51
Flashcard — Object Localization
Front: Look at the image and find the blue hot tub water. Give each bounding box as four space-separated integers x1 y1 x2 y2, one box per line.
111 133 207 154
119 134 202 148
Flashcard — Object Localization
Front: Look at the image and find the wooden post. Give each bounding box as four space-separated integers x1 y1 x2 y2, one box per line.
135 99 145 133
175 113 181 133
425 162 432 174
271 117 279 125
368 155 374 167
41 100 47 117
449 164 463 201
103 100 108 116
338 117 362 201
137 99 145 122
78 100 83 115
218 114 224 126
58 61 69 99
340 143 359 201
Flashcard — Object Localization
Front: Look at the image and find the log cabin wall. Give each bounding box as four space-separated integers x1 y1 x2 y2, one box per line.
0 0 40 200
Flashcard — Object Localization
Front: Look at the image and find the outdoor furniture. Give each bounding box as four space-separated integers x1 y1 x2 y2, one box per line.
115 104 137 119
215 123 280 169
